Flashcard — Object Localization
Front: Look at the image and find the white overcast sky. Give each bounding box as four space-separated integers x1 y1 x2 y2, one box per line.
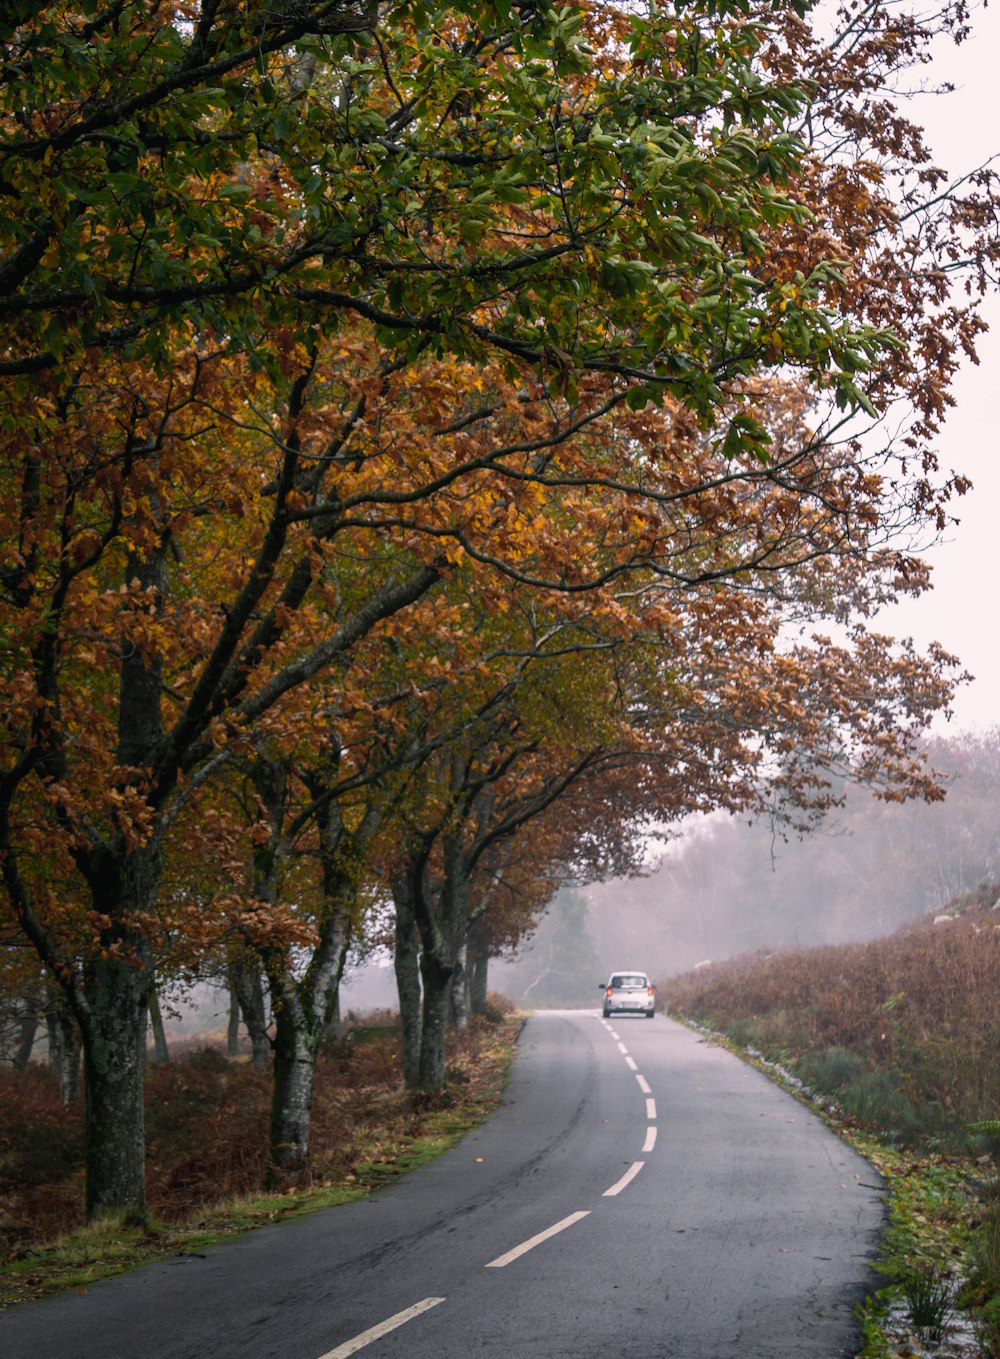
874 1 1000 733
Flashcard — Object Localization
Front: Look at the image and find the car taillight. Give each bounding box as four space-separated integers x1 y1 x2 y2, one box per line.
647 986 654 996
606 987 613 997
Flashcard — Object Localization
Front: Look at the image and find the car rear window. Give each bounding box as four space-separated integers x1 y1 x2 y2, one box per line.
612 975 647 988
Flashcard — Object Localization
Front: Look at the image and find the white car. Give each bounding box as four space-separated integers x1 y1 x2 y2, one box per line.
601 971 655 1019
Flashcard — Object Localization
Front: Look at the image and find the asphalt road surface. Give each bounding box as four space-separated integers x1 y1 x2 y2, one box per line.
0 1012 885 1359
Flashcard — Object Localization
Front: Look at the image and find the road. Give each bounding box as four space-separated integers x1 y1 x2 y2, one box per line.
0 1012 885 1359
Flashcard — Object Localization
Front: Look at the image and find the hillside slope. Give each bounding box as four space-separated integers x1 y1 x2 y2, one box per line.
662 882 1000 1144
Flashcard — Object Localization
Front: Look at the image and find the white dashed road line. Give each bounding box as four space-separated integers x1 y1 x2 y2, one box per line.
597 1015 660 1220
322 1017 653 1355
603 1161 645 1197
485 1211 591 1268
318 1297 446 1358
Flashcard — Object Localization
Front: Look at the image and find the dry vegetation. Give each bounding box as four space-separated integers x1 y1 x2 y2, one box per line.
661 883 1000 1145
0 1006 521 1277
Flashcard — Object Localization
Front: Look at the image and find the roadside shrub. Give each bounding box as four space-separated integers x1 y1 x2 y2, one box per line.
966 1208 1000 1301
838 1069 919 1139
969 1120 1000 1162
795 1047 865 1096
0 1065 82 1184
478 992 516 1024
0 1065 84 1250
898 1268 952 1345
962 1203 1000 1357
143 1050 271 1219
975 1304 1000 1359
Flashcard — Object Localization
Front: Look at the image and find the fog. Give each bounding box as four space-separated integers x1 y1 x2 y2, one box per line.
492 729 1000 1003
223 731 1000 1019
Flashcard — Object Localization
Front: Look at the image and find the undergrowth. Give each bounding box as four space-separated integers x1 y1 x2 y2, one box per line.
0 1006 521 1307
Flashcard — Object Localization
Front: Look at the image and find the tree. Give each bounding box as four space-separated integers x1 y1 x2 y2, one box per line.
232 737 393 1186
0 0 994 1220
390 739 605 1086
496 883 605 1007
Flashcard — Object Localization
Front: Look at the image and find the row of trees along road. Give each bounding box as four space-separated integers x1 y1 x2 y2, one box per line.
0 0 996 1220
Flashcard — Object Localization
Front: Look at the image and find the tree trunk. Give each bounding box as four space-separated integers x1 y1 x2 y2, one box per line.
72 541 165 1220
230 958 270 1069
147 983 170 1063
416 832 468 1079
226 980 241 1057
469 947 489 1016
58 1014 83 1105
260 756 360 1186
392 871 423 1088
417 949 453 1089
448 940 469 1031
13 1003 38 1069
267 985 316 1188
80 943 151 1220
324 987 342 1042
263 913 352 1185
399 830 470 1091
45 988 83 1105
